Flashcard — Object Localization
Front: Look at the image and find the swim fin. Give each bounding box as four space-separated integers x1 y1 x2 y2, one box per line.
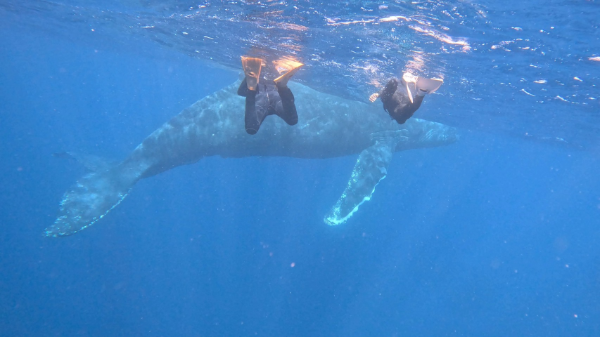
416 77 443 96
241 56 263 91
274 62 304 86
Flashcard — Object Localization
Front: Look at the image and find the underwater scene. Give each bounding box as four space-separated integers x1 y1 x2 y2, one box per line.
1 0 599 336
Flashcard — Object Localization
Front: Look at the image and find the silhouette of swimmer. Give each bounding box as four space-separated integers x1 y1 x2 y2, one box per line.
370 75 443 124
237 56 304 135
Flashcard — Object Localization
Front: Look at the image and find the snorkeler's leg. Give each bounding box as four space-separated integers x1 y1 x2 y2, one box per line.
244 90 260 134
391 95 424 125
245 90 270 135
275 83 298 125
238 78 249 96
412 95 424 110
272 60 302 124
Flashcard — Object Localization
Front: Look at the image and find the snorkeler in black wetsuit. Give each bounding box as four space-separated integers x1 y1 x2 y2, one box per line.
370 75 443 124
238 56 304 135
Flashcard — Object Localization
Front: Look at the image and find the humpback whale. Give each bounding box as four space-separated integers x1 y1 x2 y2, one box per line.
45 80 457 237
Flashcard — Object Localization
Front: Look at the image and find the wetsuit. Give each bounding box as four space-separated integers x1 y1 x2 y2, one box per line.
237 78 298 134
379 78 424 124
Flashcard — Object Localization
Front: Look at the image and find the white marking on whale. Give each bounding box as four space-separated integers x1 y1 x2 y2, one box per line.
46 81 457 237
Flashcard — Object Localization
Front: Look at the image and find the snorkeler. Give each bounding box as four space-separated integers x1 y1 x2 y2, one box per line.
369 74 443 124
238 56 304 135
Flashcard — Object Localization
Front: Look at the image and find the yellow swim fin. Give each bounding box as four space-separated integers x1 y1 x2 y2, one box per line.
241 56 263 90
274 62 304 86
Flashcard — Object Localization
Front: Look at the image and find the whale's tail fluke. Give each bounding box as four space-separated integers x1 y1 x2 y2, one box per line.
45 160 136 237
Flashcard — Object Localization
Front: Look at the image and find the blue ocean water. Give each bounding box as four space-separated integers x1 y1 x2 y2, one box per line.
1 1 600 336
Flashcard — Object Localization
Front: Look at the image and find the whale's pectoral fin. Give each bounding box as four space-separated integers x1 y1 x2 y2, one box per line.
324 130 407 226
53 151 117 172
45 165 135 237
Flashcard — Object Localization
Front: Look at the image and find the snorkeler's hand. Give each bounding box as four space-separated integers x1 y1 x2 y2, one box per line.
369 93 379 103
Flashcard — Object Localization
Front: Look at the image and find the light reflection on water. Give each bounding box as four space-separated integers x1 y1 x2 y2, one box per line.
1 0 599 149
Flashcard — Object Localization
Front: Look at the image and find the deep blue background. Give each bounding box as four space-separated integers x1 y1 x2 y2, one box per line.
1 27 600 336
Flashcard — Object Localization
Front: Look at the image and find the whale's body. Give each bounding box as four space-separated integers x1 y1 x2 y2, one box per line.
46 81 457 237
